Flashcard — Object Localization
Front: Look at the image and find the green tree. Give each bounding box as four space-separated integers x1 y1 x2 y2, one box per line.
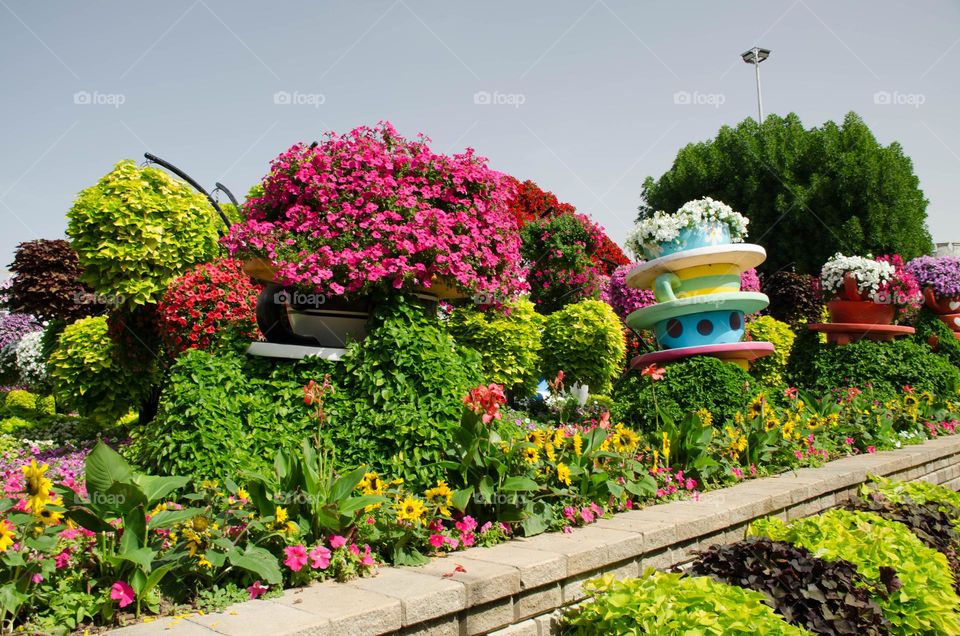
639 113 932 274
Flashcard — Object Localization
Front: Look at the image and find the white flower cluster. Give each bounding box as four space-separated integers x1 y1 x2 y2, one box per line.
625 197 749 259
14 331 46 388
820 253 895 299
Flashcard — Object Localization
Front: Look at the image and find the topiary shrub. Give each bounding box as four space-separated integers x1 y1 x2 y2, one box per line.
745 316 795 389
564 570 810 635
763 271 823 327
328 295 484 488
448 298 543 396
541 300 625 395
786 336 960 400
691 536 889 635
131 348 323 479
7 239 100 320
520 213 605 314
912 307 960 368
750 509 960 635
613 356 753 429
67 160 221 308
4 389 36 412
47 316 153 423
158 257 261 358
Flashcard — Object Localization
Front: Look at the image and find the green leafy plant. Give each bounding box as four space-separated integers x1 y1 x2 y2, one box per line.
750 509 960 635
787 336 960 400
691 537 890 635
67 160 220 308
913 307 960 368
47 317 154 424
563 569 812 635
4 390 36 413
448 298 544 397
746 316 795 389
541 300 625 395
613 356 754 430
865 475 960 526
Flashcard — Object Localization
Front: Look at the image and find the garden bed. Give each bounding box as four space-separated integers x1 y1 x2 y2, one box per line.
108 434 960 636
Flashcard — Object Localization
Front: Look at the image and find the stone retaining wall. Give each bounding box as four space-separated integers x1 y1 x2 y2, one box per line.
112 435 960 636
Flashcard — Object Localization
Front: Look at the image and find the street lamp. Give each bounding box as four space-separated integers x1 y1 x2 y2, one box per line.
741 47 771 122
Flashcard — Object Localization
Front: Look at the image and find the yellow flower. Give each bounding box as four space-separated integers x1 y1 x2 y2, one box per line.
661 431 670 462
573 433 583 457
197 554 213 569
747 394 766 420
396 496 427 525
284 521 299 534
695 409 713 426
358 472 386 495
521 446 540 464
236 487 250 500
526 430 547 447
22 460 52 514
556 463 571 486
552 429 565 448
545 443 556 462
425 481 453 516
36 507 63 526
0 520 15 552
275 506 288 524
608 424 640 453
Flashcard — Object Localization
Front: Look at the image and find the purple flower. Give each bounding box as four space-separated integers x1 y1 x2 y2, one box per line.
906 255 960 298
0 313 41 350
600 263 655 320
740 268 761 292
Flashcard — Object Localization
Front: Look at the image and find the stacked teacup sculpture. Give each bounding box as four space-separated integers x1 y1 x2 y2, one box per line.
625 201 774 370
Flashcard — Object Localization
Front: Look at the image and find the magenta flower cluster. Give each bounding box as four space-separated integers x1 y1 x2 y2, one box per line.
600 263 655 320
223 122 528 300
906 255 960 298
740 268 761 292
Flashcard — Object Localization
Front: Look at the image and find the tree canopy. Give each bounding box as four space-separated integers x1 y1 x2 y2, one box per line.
639 112 932 274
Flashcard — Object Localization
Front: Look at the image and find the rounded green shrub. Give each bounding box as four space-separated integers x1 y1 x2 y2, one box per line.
786 335 960 399
36 395 56 416
449 298 543 396
67 160 221 308
750 509 960 635
564 569 810 635
745 315 795 389
47 316 153 423
541 300 625 395
613 356 754 430
4 389 36 412
0 416 33 434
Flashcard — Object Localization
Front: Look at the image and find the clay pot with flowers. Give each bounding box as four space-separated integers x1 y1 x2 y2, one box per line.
906 255 960 337
819 253 920 325
224 122 528 347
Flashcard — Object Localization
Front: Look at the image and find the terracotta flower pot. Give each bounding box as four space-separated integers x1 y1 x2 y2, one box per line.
937 313 960 334
923 287 960 316
827 300 895 325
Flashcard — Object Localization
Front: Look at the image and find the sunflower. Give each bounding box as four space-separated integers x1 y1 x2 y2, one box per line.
747 394 766 420
0 520 15 552
521 446 540 464
182 528 206 557
396 496 427 525
551 428 565 448
556 463 571 486
36 507 63 526
22 460 52 514
358 472 386 496
608 424 640 453
424 481 453 516
526 430 547 447
544 443 557 462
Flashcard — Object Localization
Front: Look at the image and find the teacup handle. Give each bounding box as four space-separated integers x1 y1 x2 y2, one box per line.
654 273 681 303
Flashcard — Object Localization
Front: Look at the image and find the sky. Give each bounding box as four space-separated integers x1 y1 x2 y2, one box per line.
2 0 959 274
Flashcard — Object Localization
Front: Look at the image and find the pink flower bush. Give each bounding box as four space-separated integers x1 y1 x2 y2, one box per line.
224 122 527 300
600 263 655 320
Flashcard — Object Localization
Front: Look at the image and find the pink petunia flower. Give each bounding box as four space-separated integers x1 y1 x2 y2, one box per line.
329 535 347 549
110 581 135 608
247 581 269 599
429 534 445 548
284 545 308 571
309 546 331 570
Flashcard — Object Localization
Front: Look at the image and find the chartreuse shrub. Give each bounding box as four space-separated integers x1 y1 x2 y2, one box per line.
745 316 795 389
328 295 483 488
541 300 625 395
67 160 220 308
787 335 960 400
448 298 543 396
563 570 811 635
866 475 960 526
47 316 153 423
750 509 960 635
5 389 36 412
692 536 889 635
613 356 754 430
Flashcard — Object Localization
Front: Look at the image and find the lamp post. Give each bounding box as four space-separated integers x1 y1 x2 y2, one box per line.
741 47 771 122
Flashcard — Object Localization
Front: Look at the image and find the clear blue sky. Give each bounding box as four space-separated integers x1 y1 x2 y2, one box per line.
2 0 958 273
